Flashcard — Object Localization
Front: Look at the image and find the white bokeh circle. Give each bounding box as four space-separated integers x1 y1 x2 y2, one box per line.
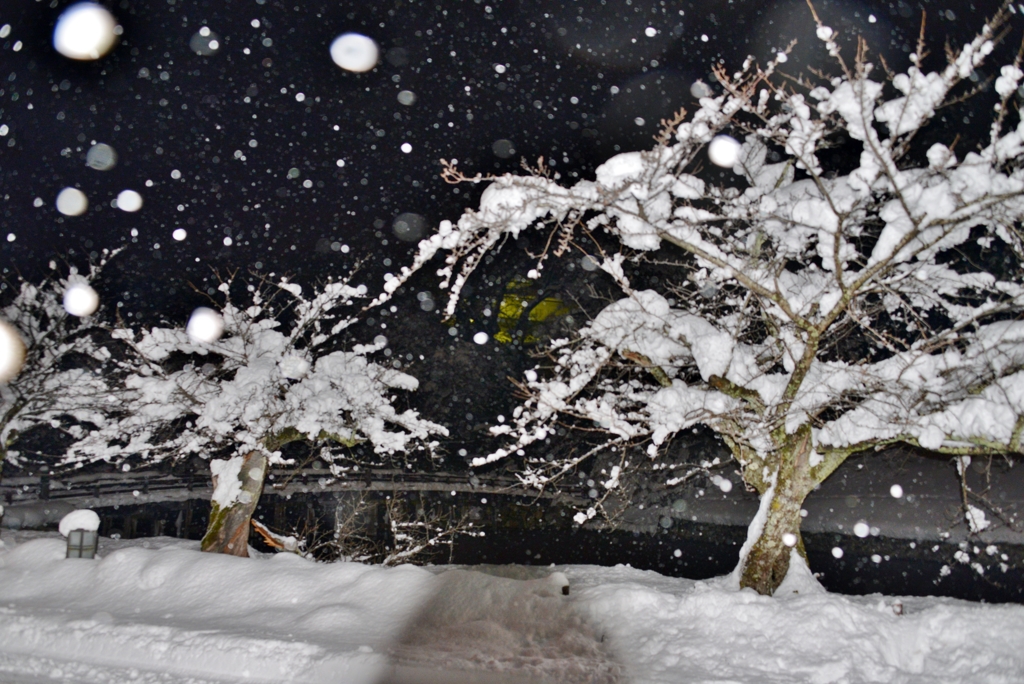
116 189 143 212
63 282 100 317
330 33 379 72
56 187 89 216
53 3 119 60
707 135 742 168
186 307 224 343
0 320 26 382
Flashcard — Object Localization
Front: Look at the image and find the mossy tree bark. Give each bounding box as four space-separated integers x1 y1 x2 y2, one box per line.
739 425 816 596
198 428 358 556
201 451 267 556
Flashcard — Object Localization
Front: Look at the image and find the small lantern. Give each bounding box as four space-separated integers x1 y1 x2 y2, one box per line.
66 528 99 559
59 509 101 559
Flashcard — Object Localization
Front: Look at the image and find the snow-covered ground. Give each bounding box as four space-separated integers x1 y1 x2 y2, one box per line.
1 531 1022 684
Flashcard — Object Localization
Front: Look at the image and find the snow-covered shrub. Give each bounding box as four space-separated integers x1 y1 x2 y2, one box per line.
254 491 483 566
387 6 1024 594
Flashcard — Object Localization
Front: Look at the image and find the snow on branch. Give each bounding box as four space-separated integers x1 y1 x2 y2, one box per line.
0 252 134 471
393 4 1024 517
63 272 446 471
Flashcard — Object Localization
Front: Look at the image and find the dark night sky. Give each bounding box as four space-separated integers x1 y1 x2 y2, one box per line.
0 0 1006 326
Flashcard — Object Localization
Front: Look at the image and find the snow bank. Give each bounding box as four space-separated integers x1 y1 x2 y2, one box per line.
0 534 429 683
0 533 1022 683
575 563 1024 684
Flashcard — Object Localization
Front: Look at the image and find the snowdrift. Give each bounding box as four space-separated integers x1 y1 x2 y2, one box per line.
1 532 1023 683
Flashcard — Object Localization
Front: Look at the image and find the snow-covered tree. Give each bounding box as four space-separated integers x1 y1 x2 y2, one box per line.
384 6 1024 594
67 273 447 555
0 253 134 506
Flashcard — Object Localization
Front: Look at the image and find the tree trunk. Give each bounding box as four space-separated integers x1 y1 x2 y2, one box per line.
739 476 810 595
739 428 814 595
201 451 267 556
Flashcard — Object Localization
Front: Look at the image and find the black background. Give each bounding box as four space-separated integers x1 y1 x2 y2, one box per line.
1 0 1003 319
